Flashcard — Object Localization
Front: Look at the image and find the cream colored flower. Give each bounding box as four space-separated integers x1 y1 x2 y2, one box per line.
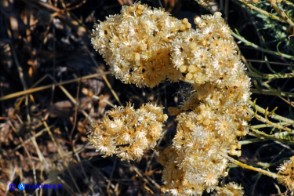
215 182 245 196
278 156 294 191
91 4 252 194
89 103 167 160
91 3 191 87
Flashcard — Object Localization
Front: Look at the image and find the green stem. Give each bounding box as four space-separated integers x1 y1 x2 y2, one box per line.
249 71 294 79
237 0 286 23
225 155 280 179
250 101 294 124
232 32 294 60
250 127 294 144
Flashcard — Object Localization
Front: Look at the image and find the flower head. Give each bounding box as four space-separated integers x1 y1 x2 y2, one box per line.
278 156 294 191
91 3 191 87
89 103 167 160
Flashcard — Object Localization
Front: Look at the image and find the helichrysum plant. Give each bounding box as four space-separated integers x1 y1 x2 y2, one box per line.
89 2 293 195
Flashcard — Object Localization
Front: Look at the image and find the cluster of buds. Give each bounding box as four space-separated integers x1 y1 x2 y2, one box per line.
91 3 191 87
277 156 294 191
159 12 252 195
89 103 167 160
90 3 252 195
215 183 245 195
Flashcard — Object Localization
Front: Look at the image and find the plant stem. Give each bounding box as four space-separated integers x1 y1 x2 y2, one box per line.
226 155 280 179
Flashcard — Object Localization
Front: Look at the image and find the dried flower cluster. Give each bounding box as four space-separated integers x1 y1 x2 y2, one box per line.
91 3 252 195
215 183 245 196
277 156 294 191
158 12 251 195
89 103 167 160
91 4 191 87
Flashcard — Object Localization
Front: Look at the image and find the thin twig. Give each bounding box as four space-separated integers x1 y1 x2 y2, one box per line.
237 0 285 23
233 32 294 60
0 73 106 101
225 155 280 179
250 100 294 124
